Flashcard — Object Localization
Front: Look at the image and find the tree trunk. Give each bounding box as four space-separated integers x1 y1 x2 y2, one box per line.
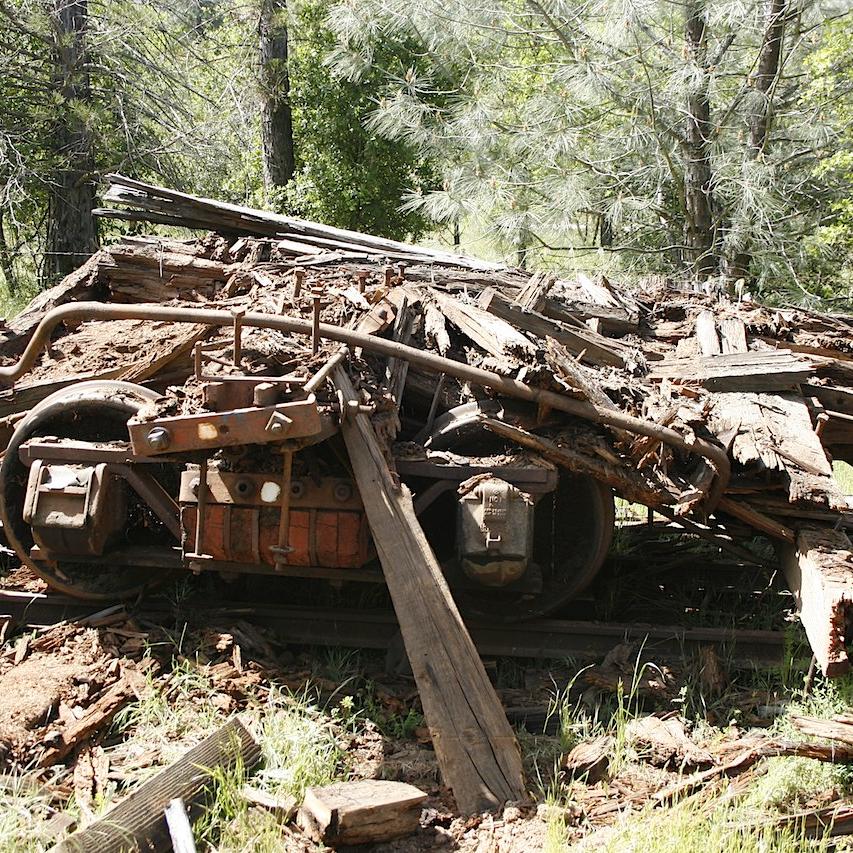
681 0 716 280
0 212 16 294
724 0 788 284
259 0 295 195
45 0 98 282
599 213 613 248
749 0 787 155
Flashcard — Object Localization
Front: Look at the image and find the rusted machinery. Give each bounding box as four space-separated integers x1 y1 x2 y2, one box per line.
0 321 616 620
1 175 852 676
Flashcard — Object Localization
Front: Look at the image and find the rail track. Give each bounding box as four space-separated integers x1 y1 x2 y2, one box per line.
0 588 788 668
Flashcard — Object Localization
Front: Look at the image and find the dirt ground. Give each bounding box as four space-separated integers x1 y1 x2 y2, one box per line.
0 562 847 852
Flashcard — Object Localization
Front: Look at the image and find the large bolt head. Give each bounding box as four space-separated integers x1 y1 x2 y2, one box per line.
146 426 171 451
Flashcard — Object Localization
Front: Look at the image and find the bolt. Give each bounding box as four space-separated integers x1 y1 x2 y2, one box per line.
268 422 283 433
311 287 324 354
146 427 171 452
354 270 369 293
293 268 305 298
333 482 353 502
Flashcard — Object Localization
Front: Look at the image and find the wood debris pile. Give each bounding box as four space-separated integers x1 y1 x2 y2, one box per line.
0 174 852 678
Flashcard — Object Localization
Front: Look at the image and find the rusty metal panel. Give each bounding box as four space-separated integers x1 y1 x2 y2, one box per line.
181 503 369 569
178 469 362 511
128 398 323 456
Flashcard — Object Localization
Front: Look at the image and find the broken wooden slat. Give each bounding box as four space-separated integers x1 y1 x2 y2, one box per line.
332 365 525 814
538 296 637 335
715 496 796 543
710 392 843 508
625 715 713 769
783 528 853 676
39 664 153 768
431 292 536 363
297 780 427 846
52 718 260 853
789 713 853 745
513 270 554 311
478 287 625 368
695 310 721 356
719 317 748 354
649 350 814 391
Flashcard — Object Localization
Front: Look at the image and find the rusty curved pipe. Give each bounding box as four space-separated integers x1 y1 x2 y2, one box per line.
0 302 730 507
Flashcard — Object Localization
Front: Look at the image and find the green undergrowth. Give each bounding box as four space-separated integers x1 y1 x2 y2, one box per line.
541 653 853 852
588 794 834 853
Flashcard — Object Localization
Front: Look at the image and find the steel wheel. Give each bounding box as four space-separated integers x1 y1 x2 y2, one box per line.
0 381 176 600
426 401 615 621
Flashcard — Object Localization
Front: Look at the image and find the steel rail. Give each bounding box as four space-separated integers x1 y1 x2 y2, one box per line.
0 302 730 507
0 590 785 666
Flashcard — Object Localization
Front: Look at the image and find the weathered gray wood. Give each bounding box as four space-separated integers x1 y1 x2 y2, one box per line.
711 392 843 508
52 718 260 853
432 292 536 363
478 287 625 368
101 174 502 271
297 780 427 846
538 296 637 335
332 365 525 814
650 349 814 391
695 310 721 356
783 528 853 676
719 317 748 354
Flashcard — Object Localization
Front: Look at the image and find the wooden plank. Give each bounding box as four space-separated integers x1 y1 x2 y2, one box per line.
513 270 554 310
695 310 721 356
332 365 524 814
538 296 637 335
478 287 625 368
431 292 536 363
782 527 853 676
297 780 427 846
711 392 843 508
102 174 503 272
649 350 814 392
53 718 260 853
719 317 748 354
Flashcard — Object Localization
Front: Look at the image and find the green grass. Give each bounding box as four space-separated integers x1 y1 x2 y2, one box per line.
0 776 75 853
591 794 833 853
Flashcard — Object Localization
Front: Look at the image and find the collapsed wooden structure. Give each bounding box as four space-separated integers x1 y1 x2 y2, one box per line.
0 174 852 809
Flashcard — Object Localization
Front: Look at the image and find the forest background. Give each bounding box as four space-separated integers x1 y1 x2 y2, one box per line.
1 0 852 307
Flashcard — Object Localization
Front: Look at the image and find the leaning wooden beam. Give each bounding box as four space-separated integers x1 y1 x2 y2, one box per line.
783 528 853 676
332 365 525 814
52 718 260 853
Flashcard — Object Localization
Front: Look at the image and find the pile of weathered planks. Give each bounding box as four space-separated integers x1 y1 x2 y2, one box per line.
1 177 852 675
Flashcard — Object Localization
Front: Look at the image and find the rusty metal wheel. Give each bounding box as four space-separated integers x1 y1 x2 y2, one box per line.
426 401 615 621
0 380 177 600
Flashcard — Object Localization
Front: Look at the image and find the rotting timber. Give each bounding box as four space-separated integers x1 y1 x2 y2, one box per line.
1 176 853 804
